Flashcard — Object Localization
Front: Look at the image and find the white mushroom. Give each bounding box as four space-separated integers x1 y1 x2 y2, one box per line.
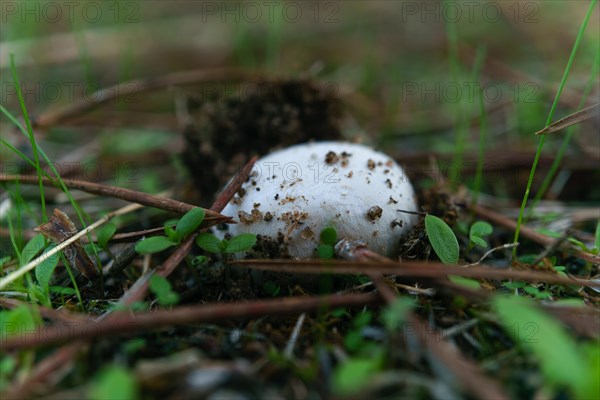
215 141 418 258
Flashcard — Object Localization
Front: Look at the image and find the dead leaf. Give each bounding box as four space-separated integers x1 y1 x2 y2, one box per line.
35 209 103 284
535 103 599 135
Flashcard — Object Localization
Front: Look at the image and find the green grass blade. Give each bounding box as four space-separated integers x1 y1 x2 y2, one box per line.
512 0 597 258
0 137 36 169
444 2 465 187
4 59 104 291
9 54 47 222
528 49 600 214
470 46 487 206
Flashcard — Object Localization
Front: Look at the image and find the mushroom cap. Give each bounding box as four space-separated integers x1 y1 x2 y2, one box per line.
216 141 418 258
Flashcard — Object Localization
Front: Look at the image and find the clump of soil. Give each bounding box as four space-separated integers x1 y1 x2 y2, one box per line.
181 79 343 204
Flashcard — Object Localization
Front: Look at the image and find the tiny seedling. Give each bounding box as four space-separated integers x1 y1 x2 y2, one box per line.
263 280 281 296
449 275 482 290
89 366 138 400
503 280 553 299
96 223 117 249
148 275 180 306
135 208 205 254
469 221 493 248
191 255 208 266
332 354 384 396
0 305 41 341
318 226 337 259
333 309 386 396
195 232 257 255
35 244 60 296
381 297 414 332
344 310 374 353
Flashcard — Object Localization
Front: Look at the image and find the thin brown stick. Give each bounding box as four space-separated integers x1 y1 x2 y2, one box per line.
108 226 170 242
0 174 230 223
1 293 380 350
469 204 600 264
233 259 600 288
210 157 259 212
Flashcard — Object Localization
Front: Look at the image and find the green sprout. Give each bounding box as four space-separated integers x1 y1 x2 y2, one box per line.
195 232 257 255
318 226 337 259
135 208 205 254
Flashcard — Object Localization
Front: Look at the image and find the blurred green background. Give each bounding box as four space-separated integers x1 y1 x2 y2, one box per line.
1 1 598 198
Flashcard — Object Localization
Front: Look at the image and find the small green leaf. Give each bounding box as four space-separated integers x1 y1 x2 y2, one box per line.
320 227 337 245
503 281 526 290
469 220 493 248
523 286 539 295
175 208 206 239
425 214 459 264
318 244 334 259
536 228 562 238
224 233 257 253
493 295 588 396
0 256 12 268
553 298 584 307
49 286 78 295
85 243 102 255
191 255 208 266
35 245 59 290
96 223 117 249
89 365 139 400
381 297 414 331
123 338 146 354
164 225 179 242
470 236 487 248
196 233 222 253
0 355 16 376
449 275 481 289
0 305 40 341
263 281 281 296
163 219 179 227
330 308 350 318
353 311 372 328
149 275 180 306
332 356 383 395
135 236 176 254
343 330 364 352
21 234 45 265
567 237 588 251
518 254 538 264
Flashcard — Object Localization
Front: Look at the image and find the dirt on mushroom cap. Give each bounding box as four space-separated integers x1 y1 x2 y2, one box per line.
215 141 419 258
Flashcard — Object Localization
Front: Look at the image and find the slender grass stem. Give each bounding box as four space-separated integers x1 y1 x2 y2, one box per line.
444 2 464 187
473 84 488 206
1 106 90 230
470 46 487 206
9 54 47 222
0 138 36 169
527 49 600 215
512 0 597 258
